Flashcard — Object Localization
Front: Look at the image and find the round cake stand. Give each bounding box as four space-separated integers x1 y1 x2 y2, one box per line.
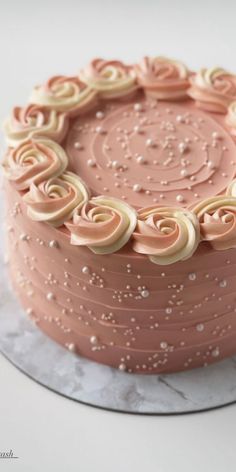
1 259 236 415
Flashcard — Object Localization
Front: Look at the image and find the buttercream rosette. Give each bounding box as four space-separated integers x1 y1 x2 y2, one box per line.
79 58 137 99
188 67 236 113
132 206 200 265
135 56 190 100
2 138 68 191
4 104 68 148
30 76 97 117
66 196 137 254
192 196 236 250
24 171 90 227
225 101 236 137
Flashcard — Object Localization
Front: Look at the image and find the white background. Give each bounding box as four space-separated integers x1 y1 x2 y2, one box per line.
1 0 236 470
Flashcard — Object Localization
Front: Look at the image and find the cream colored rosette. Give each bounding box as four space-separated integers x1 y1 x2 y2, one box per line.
136 56 190 100
24 171 90 227
132 206 200 265
192 195 236 250
225 101 236 137
79 58 137 99
66 196 137 254
30 75 97 117
188 67 236 113
2 138 68 191
3 104 68 148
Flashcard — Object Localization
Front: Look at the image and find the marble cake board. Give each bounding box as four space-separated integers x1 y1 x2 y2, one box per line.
1 255 236 415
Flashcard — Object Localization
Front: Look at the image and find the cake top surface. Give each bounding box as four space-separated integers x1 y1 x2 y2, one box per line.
3 56 236 265
66 95 236 208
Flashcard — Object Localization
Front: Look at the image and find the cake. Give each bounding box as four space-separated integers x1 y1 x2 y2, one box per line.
3 56 236 374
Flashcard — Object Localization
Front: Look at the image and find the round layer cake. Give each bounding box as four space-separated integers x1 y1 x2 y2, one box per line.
3 57 236 374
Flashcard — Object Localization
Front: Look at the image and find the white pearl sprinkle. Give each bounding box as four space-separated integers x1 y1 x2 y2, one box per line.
160 341 168 349
211 347 220 357
74 141 83 150
196 323 204 332
176 115 185 123
118 363 126 371
146 138 155 147
180 169 189 178
20 233 28 241
87 159 96 167
188 273 196 281
95 126 106 134
134 103 143 112
133 184 142 193
49 240 58 248
207 160 215 169
46 292 55 301
96 111 105 119
219 279 227 288
82 266 90 274
136 155 146 165
212 131 221 140
90 335 98 345
176 194 184 203
111 160 120 169
178 142 188 154
67 343 76 352
141 289 149 298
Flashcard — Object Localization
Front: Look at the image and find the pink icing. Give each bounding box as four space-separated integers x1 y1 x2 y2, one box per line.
66 95 236 208
6 182 236 374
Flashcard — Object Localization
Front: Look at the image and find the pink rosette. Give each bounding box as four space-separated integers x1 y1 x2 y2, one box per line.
66 196 137 254
188 67 236 113
132 206 199 265
79 58 137 99
23 171 90 227
2 138 68 191
30 75 97 117
192 196 236 250
135 56 190 100
3 104 68 148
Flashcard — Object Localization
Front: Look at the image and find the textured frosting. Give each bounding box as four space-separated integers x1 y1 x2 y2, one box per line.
188 68 236 114
136 56 190 100
66 96 236 208
132 206 199 265
79 59 137 99
4 56 236 375
193 196 236 250
66 196 137 254
30 76 97 117
4 104 68 147
6 182 236 374
2 138 68 190
24 171 90 227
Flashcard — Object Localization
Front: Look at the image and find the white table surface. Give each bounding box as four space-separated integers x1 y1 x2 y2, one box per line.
1 0 236 470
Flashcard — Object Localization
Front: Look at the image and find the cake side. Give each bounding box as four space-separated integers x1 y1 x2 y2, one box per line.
6 181 236 373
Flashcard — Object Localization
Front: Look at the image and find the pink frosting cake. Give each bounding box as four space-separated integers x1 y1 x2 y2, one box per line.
3 57 236 374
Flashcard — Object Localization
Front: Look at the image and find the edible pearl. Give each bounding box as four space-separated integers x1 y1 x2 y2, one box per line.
90 335 98 345
176 194 184 203
46 292 55 301
178 142 188 154
87 159 96 167
133 184 142 193
188 273 196 281
180 169 189 177
219 279 227 288
196 323 204 332
136 155 146 165
96 111 105 119
20 233 28 241
212 347 220 357
118 363 126 371
141 289 149 298
134 103 143 112
146 138 155 147
82 266 90 274
74 141 83 149
49 240 58 248
67 343 76 352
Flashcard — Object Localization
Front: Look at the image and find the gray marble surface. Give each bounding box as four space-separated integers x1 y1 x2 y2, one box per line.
1 249 236 414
